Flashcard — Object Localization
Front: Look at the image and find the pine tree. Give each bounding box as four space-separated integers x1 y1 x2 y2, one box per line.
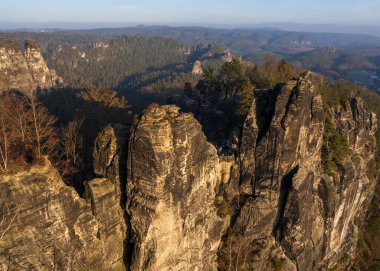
184 82 193 96
239 80 255 116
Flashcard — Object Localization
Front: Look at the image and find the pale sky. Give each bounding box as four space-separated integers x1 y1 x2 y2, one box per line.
1 0 379 28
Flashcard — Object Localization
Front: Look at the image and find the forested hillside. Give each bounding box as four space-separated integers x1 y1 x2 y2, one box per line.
2 26 380 93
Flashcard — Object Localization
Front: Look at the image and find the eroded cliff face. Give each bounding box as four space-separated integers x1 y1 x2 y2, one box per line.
126 105 227 271
318 96 378 270
218 72 378 271
0 159 126 271
0 39 62 93
219 72 324 271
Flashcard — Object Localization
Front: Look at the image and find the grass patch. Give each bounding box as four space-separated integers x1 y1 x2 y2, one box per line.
271 257 285 271
215 196 234 218
319 81 352 109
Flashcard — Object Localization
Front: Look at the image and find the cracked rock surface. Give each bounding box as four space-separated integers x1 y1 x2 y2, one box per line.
127 105 226 271
0 160 126 271
0 39 62 93
218 72 378 271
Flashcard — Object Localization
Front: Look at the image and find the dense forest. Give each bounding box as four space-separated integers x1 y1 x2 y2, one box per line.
0 26 380 90
2 27 380 93
0 32 227 89
44 36 190 88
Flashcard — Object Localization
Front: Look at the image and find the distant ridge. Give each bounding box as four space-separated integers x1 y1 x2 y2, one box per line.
1 22 380 36
4 25 376 46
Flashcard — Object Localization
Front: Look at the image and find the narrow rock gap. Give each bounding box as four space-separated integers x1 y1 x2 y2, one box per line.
117 126 133 270
273 165 299 236
255 87 280 144
280 85 298 130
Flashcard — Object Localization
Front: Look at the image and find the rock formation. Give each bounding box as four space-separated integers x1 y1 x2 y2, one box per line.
192 60 203 75
0 70 377 271
222 49 234 62
0 39 62 93
84 178 127 270
126 105 226 271
218 72 378 271
0 159 126 271
354 174 380 270
318 96 378 270
93 123 131 203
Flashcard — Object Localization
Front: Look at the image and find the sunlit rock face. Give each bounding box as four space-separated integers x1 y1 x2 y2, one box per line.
0 159 126 271
126 105 226 271
192 60 203 75
0 39 62 93
218 72 378 271
84 178 127 271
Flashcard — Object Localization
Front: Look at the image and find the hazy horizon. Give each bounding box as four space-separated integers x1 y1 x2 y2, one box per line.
2 0 380 28
1 22 380 38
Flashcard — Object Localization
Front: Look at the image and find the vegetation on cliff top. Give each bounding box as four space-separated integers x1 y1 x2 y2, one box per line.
322 117 350 175
319 79 380 174
0 87 130 186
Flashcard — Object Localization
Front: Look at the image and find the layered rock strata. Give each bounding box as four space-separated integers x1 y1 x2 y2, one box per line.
0 39 62 93
0 159 126 271
93 123 131 203
126 105 226 271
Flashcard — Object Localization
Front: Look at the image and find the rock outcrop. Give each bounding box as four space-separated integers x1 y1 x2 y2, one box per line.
218 72 378 271
126 105 226 271
84 178 127 270
318 96 378 270
219 72 324 270
222 49 234 62
93 123 131 204
0 39 62 93
192 60 203 75
0 159 126 271
354 174 380 270
0 70 377 271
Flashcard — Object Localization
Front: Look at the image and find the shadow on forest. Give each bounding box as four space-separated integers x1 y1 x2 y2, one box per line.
38 88 133 193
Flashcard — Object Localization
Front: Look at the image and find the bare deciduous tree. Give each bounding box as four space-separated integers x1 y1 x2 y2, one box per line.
0 197 20 240
6 93 29 144
0 93 21 172
0 91 59 172
59 118 84 178
0 99 10 172
28 96 58 158
0 126 9 173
